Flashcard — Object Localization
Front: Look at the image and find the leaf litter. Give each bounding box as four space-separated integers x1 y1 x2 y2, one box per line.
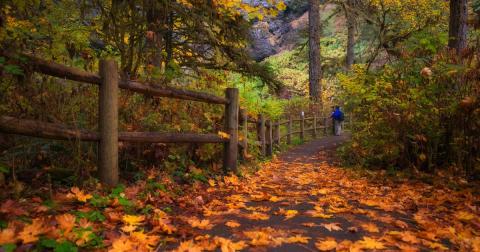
0 148 480 251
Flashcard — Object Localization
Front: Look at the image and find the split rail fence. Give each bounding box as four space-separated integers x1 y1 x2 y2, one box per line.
0 51 351 187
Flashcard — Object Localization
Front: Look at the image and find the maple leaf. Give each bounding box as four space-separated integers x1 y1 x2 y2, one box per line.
243 212 270 220
225 220 241 228
0 200 26 215
358 237 386 249
218 131 230 139
269 196 282 202
321 223 343 231
190 219 216 230
121 225 137 232
123 215 145 226
109 237 135 252
302 222 315 227
130 230 161 249
336 239 353 252
0 227 18 246
401 231 421 244
18 220 44 244
70 187 93 202
287 234 311 243
56 213 77 230
249 233 271 246
315 237 337 251
208 179 216 187
311 213 333 218
361 222 379 232
251 192 270 201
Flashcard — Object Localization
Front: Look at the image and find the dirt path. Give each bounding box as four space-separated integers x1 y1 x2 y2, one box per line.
163 133 478 252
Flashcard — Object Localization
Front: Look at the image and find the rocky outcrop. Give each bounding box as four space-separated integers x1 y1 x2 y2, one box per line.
244 0 309 61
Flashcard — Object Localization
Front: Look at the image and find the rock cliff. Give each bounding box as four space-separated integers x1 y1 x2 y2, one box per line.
244 0 309 61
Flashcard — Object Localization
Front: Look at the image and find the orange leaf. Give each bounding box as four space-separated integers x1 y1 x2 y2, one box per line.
225 220 241 228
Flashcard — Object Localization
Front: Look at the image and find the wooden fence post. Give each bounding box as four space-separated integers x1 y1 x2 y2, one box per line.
324 115 328 135
300 113 304 139
257 114 265 157
240 108 248 153
98 60 119 187
274 119 280 150
266 120 272 157
287 116 292 144
313 113 317 138
223 88 239 173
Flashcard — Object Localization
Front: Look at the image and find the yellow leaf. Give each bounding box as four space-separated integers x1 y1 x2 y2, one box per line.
311 213 333 218
208 179 216 187
218 131 231 139
288 234 311 244
277 1 286 11
302 222 315 227
315 237 337 251
70 187 93 202
358 237 386 249
189 219 216 230
361 222 379 232
122 215 145 226
269 196 282 202
225 220 241 228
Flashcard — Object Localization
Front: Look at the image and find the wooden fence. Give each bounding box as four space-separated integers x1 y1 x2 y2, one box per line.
0 50 350 187
239 110 352 158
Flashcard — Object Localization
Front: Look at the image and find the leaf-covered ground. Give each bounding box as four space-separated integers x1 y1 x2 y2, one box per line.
1 134 480 252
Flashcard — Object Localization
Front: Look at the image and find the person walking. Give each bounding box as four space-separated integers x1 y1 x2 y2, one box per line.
329 105 344 136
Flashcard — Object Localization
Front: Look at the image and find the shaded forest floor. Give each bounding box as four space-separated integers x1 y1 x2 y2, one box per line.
1 134 480 251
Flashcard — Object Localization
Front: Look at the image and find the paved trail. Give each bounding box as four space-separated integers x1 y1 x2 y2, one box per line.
166 133 465 252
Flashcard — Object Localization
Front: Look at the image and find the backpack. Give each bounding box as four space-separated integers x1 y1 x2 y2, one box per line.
337 110 345 121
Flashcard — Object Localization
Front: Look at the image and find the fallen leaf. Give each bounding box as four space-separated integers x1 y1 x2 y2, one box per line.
361 222 379 232
321 223 343 231
225 220 241 228
288 234 311 244
315 237 337 251
348 227 358 233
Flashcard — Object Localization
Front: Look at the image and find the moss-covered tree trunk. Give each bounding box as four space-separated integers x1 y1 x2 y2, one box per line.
346 0 355 70
309 0 322 103
449 0 468 54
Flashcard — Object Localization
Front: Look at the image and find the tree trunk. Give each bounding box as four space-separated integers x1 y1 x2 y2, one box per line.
165 11 174 72
346 0 355 70
309 0 322 102
146 6 164 68
449 0 469 54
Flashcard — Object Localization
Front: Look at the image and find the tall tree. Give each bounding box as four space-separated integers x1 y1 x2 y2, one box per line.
345 0 355 70
309 0 322 102
449 0 469 54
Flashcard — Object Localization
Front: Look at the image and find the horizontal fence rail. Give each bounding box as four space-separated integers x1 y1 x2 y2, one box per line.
0 51 352 187
0 50 230 105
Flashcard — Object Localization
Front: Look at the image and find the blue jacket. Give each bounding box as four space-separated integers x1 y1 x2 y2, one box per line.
330 109 340 119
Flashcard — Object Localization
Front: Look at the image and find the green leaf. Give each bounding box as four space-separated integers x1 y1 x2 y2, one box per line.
1 244 17 252
0 220 7 228
42 239 58 248
118 198 132 206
